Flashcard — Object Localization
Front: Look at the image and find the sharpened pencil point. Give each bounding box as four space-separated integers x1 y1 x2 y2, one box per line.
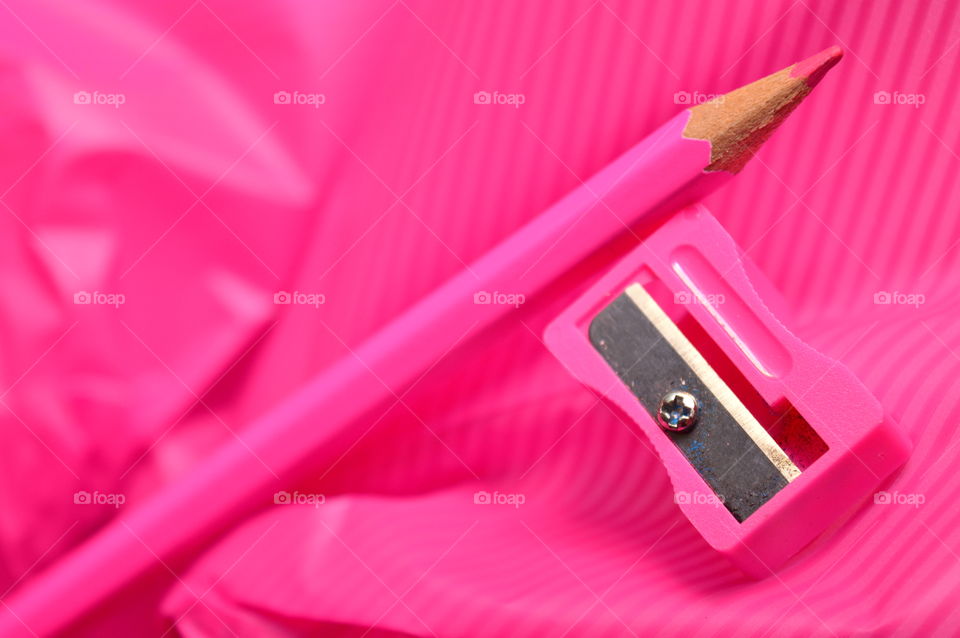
790 46 843 87
682 46 843 173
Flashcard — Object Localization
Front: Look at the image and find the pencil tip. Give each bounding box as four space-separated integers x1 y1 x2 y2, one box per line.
790 45 844 87
682 46 843 173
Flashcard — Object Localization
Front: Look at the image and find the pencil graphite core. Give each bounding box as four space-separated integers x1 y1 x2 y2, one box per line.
683 46 843 173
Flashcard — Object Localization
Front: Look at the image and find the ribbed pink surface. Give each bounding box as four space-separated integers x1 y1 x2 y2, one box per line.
0 0 958 635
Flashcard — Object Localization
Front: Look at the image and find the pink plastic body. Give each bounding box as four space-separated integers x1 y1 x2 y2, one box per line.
544 204 912 576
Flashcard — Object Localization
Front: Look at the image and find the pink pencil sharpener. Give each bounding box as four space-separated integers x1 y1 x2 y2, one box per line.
544 204 911 576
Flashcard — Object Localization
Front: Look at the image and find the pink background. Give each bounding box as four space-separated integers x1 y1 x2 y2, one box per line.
0 0 957 635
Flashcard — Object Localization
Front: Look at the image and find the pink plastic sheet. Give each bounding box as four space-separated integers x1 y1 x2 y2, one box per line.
1 1 958 636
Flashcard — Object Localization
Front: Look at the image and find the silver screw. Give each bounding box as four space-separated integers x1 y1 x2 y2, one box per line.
658 390 698 431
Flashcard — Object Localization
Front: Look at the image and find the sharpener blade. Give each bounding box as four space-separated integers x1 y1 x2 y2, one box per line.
589 283 799 522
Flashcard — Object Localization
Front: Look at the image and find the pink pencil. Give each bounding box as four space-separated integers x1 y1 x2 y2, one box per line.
0 47 842 637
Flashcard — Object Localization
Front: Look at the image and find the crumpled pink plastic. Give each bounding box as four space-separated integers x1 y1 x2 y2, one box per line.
2 1 959 636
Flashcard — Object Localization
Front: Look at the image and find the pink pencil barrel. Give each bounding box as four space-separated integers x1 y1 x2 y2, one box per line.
0 111 722 638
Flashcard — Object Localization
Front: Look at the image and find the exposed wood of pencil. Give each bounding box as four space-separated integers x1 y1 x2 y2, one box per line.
684 46 844 173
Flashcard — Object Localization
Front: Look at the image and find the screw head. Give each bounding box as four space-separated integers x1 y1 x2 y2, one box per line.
658 390 698 431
